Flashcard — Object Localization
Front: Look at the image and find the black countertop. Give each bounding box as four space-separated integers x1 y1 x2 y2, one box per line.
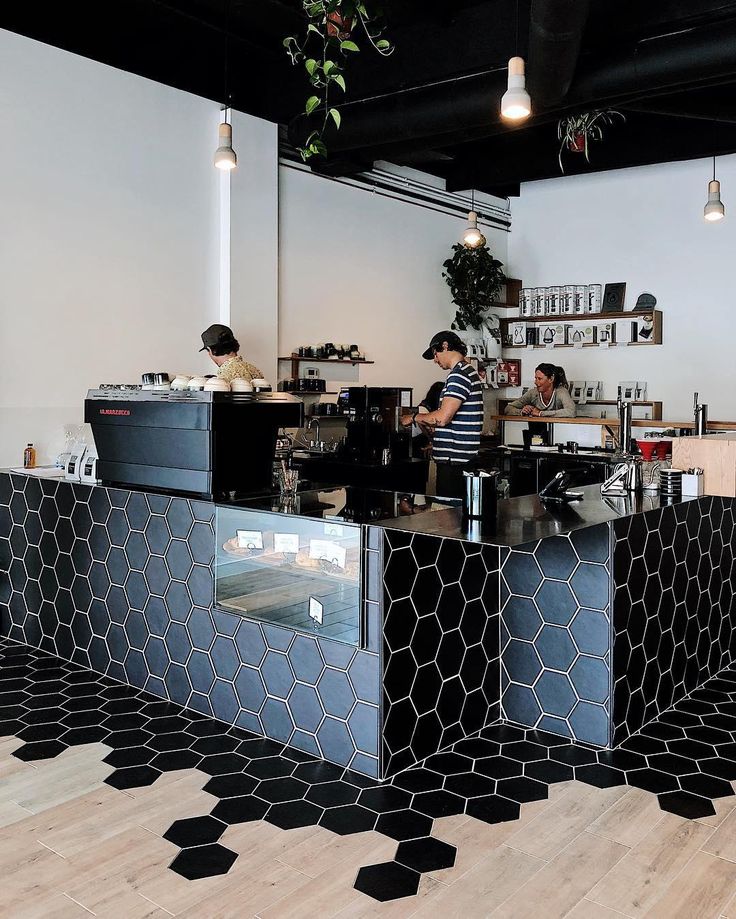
225 484 696 548
0 470 694 549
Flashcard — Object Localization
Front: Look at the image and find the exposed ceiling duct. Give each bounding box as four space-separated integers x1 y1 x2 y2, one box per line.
526 0 591 108
289 18 736 166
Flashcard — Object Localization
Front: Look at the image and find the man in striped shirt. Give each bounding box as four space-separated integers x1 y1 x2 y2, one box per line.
414 330 484 498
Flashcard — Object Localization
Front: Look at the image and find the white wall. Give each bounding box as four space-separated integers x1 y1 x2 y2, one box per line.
0 30 278 467
510 156 736 421
278 167 510 407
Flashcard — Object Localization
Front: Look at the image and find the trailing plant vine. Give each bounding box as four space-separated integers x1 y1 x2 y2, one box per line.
284 1 394 161
442 242 506 331
557 109 625 173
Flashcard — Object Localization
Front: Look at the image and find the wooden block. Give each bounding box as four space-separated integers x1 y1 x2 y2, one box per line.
588 813 713 918
671 433 736 497
643 849 736 919
492 832 628 919
504 781 628 860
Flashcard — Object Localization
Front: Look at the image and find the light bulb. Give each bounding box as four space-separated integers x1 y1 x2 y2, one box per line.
462 211 486 248
704 179 725 221
501 56 531 121
214 121 237 170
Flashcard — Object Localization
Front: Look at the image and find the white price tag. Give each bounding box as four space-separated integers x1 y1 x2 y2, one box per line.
274 532 299 553
526 344 535 351
598 341 610 349
309 597 323 625
400 391 411 407
545 342 555 349
309 539 347 569
324 523 344 537
237 530 263 549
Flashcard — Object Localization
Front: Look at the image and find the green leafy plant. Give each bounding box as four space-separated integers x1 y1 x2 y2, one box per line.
557 109 625 172
442 242 506 331
284 1 394 161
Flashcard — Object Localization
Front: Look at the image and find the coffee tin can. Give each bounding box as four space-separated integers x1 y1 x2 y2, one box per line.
562 285 575 314
588 283 602 313
574 285 587 313
547 286 560 315
534 287 546 315
519 288 531 316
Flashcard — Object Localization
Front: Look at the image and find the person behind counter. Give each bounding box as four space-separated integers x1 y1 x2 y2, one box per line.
200 324 263 384
401 330 483 499
505 363 576 417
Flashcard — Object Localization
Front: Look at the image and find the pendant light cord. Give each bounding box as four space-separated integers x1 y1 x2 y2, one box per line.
713 155 717 182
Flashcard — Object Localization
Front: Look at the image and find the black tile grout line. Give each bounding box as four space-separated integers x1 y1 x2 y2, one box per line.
4 639 736 900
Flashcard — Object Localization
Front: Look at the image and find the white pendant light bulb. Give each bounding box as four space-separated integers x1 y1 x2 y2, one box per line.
704 158 724 221
462 210 486 249
214 119 237 171
501 56 531 121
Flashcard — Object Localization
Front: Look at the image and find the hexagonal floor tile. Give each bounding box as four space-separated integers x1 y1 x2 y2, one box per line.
354 862 420 902
395 837 456 873
169 844 238 880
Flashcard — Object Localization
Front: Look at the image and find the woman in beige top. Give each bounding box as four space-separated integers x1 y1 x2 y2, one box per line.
505 363 576 418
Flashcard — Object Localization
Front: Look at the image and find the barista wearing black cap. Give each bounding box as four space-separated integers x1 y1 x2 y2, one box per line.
406 330 483 499
200 324 263 384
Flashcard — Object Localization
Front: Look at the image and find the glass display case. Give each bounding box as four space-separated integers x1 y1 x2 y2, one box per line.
215 499 363 645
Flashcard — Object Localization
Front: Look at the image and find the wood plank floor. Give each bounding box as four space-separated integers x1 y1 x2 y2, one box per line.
1 740 736 918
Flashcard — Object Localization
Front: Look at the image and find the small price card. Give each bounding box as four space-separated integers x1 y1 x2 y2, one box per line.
309 540 347 569
237 530 263 549
274 533 299 554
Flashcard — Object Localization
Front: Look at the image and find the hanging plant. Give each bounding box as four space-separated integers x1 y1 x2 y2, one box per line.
557 109 625 173
442 243 506 331
284 1 394 162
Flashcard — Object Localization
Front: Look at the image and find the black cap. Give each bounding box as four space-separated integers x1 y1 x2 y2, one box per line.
422 330 466 360
200 324 235 352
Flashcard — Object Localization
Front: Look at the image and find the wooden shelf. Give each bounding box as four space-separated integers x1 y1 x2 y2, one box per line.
501 309 661 324
278 356 374 365
492 415 736 431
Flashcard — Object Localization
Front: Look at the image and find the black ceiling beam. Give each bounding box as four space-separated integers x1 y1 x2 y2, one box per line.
444 113 736 189
527 0 591 108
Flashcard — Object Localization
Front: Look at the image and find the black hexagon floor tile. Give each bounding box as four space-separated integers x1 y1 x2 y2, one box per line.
169 843 238 880
395 837 456 873
7 639 736 903
354 862 420 902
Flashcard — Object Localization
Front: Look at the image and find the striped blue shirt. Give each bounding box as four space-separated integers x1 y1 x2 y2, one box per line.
433 361 483 463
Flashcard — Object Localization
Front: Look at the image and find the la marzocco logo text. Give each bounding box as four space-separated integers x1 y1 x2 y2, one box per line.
99 409 131 416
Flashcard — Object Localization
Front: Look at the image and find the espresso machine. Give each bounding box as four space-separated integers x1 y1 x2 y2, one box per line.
337 387 413 465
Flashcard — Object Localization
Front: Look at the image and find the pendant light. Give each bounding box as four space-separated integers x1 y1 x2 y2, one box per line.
214 108 237 170
214 0 237 171
704 156 724 221
501 56 531 121
462 191 486 249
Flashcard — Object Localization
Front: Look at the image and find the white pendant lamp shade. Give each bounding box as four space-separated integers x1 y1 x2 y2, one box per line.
501 56 531 121
214 120 237 170
462 210 486 248
704 178 725 221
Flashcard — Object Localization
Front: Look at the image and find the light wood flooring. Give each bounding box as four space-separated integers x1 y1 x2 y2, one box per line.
2 736 736 918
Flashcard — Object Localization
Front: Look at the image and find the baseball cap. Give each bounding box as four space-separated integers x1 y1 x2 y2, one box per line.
200 324 236 352
422 330 467 360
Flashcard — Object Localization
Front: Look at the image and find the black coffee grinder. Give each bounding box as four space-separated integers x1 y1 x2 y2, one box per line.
337 387 413 464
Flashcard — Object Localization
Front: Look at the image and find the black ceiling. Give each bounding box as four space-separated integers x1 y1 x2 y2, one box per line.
6 0 736 195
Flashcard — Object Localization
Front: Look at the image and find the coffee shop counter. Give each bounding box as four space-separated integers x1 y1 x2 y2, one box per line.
1 470 735 781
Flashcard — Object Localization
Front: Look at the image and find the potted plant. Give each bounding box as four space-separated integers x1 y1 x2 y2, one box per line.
557 109 625 172
284 2 394 161
442 242 506 331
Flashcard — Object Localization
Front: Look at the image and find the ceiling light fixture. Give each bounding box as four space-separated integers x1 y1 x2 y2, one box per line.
704 155 724 221
501 56 532 121
214 109 237 170
462 191 486 248
214 0 237 171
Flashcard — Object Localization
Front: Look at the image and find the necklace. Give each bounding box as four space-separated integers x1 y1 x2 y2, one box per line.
538 388 555 409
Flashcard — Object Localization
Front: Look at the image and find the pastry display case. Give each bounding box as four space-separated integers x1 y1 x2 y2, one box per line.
215 500 362 645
